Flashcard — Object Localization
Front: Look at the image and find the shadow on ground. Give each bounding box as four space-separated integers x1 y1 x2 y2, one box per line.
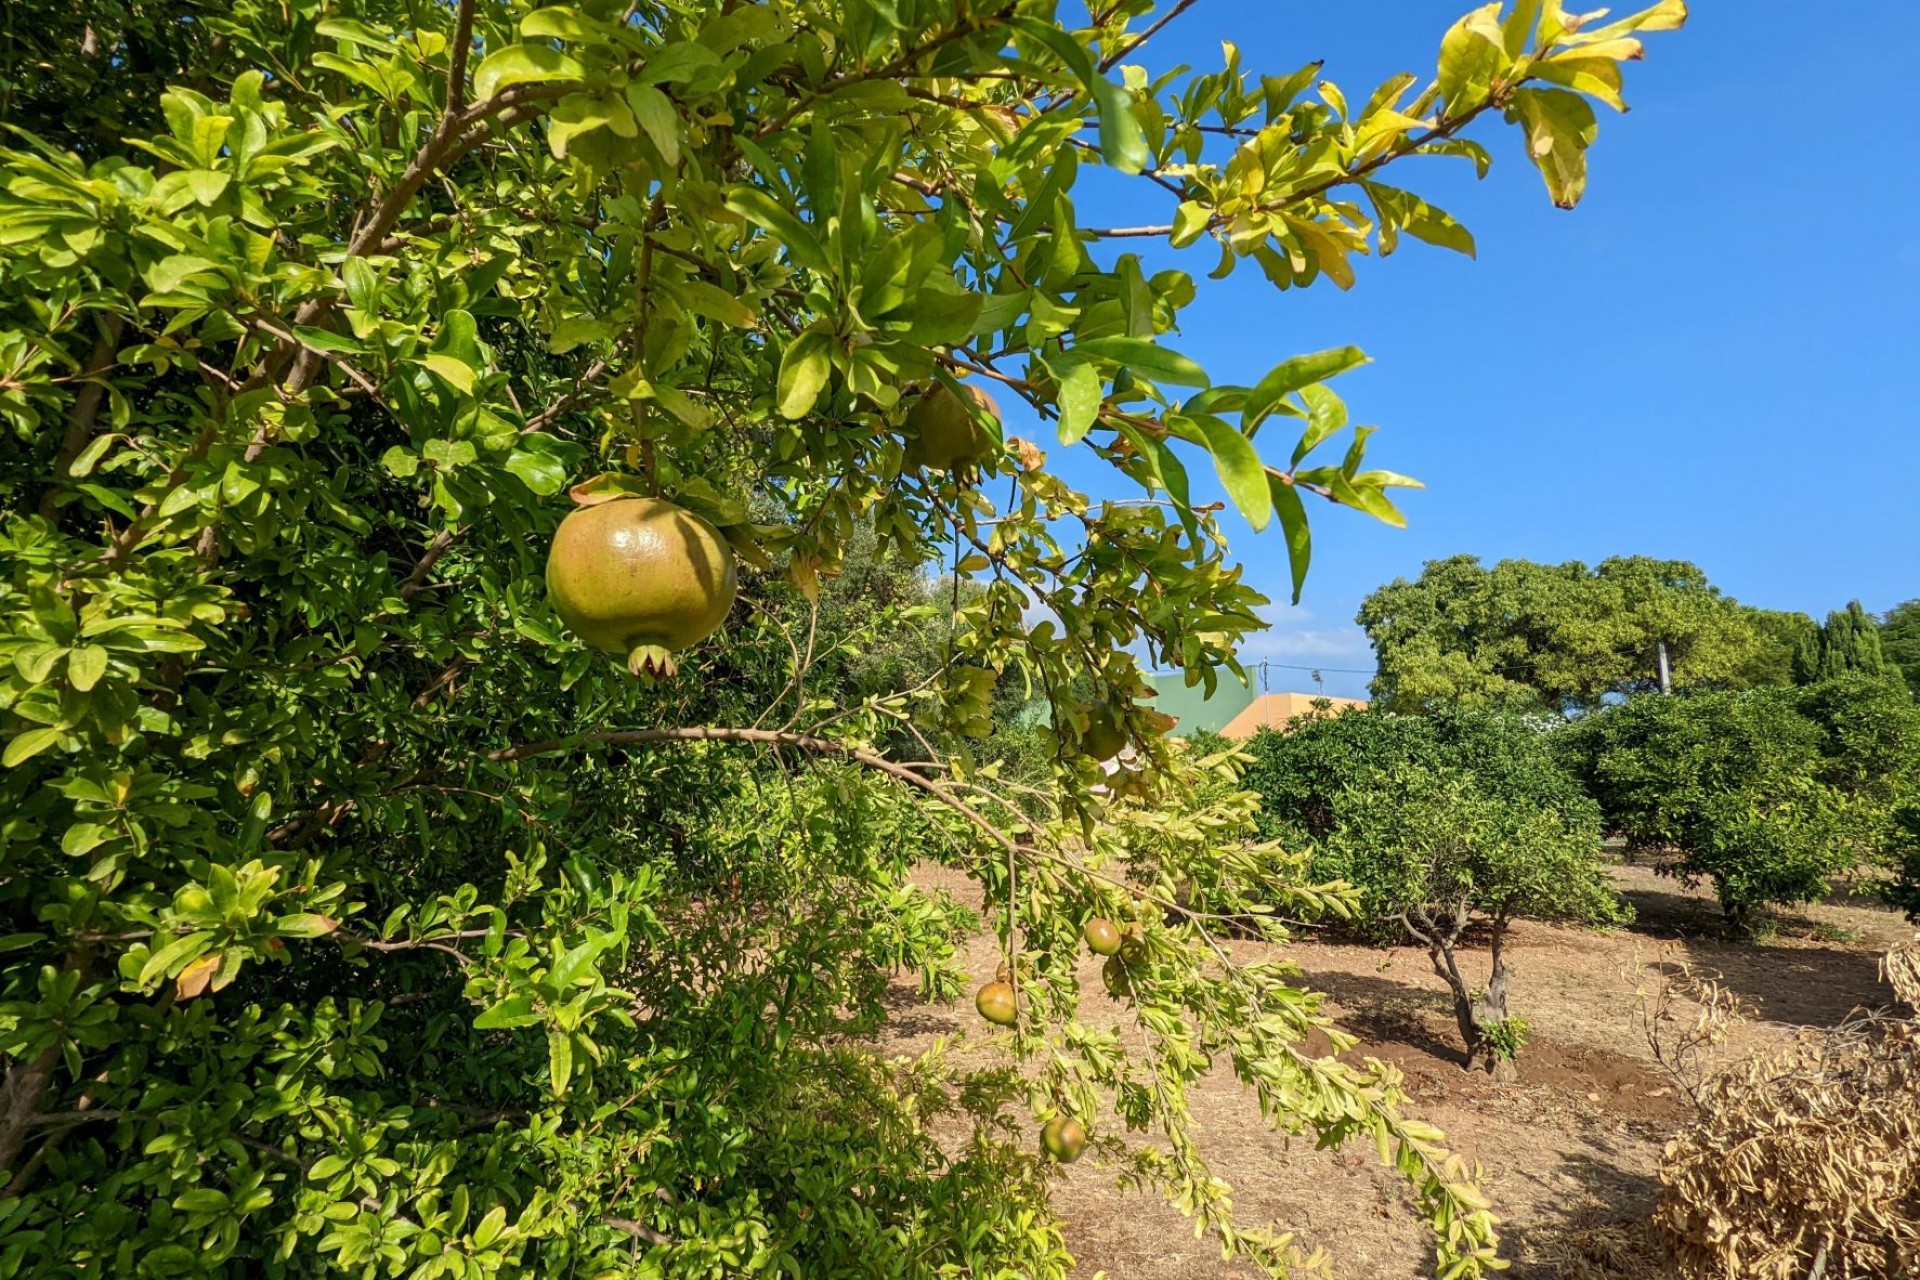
1505 1149 1670 1280
1617 882 1892 1027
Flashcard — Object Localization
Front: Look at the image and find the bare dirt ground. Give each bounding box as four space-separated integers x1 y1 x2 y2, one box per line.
882 860 1912 1279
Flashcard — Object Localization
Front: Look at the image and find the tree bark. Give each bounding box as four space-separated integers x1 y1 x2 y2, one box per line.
1425 937 1480 1069
0 1046 59 1177
1474 919 1514 1079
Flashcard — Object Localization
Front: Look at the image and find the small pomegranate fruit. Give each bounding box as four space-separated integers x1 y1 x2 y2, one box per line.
1082 918 1122 957
1041 1116 1086 1164
1119 928 1148 966
974 980 1018 1027
1101 955 1130 998
904 383 999 473
545 495 737 678
1080 705 1128 762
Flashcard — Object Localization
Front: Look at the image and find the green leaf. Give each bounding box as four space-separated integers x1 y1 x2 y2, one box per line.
290 324 369 356
520 6 599 42
274 914 340 938
473 995 540 1030
669 279 757 329
1364 183 1476 258
1186 414 1272 531
415 354 477 394
726 188 829 274
1532 54 1629 112
548 1029 573 1095
471 44 585 103
3 727 62 768
472 1204 508 1249
67 645 108 692
1243 347 1367 430
548 317 616 353
1171 201 1212 249
506 446 569 495
626 84 681 167
1270 476 1313 604
776 328 832 420
1294 385 1349 465
1055 361 1101 445
1436 3 1506 118
1071 337 1209 388
61 822 116 855
66 432 119 479
1090 76 1149 175
381 446 419 478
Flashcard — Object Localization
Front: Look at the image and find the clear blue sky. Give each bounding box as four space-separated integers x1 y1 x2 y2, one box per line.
1016 1 1920 700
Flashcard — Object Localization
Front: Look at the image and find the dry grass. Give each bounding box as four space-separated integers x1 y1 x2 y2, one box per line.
881 861 1914 1279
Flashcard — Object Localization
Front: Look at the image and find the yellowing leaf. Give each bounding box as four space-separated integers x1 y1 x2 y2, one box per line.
175 952 222 1001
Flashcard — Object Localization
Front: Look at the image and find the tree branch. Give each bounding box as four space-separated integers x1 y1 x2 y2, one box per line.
40 315 125 516
445 0 477 118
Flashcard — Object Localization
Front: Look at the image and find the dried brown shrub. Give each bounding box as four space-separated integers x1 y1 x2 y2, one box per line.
1654 939 1920 1279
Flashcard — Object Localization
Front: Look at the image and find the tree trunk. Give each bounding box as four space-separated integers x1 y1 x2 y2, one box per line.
1473 920 1515 1080
1425 938 1481 1070
0 1046 58 1178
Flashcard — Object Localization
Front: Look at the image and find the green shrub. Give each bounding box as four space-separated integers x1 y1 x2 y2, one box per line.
1243 709 1617 1068
1558 690 1857 930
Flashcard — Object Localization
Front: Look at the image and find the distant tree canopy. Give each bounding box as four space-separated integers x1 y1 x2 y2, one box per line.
1795 600 1897 684
1357 555 1799 714
1878 600 1920 697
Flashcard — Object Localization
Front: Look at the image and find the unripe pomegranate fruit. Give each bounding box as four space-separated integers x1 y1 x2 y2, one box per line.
545 496 737 679
904 383 999 473
1082 918 1122 957
1080 705 1128 762
1041 1116 1086 1163
975 980 1018 1027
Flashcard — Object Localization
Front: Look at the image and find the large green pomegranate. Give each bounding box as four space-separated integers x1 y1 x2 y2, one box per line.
974 980 1018 1027
545 496 738 679
903 383 999 473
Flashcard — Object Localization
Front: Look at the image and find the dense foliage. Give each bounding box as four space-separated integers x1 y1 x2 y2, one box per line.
1357 554 1806 714
0 0 1683 1273
1794 599 1897 685
1241 708 1617 1067
1559 677 1920 929
1879 598 1920 699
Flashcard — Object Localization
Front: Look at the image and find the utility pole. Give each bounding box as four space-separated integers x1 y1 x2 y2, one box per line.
1657 640 1672 695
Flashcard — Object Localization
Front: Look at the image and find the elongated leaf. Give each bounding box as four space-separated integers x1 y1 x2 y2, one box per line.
1054 360 1101 445
2 726 62 768
777 328 832 420
473 994 540 1030
1243 347 1367 430
1294 384 1349 465
725 187 829 273
1270 475 1312 604
1072 337 1209 388
1187 413 1272 531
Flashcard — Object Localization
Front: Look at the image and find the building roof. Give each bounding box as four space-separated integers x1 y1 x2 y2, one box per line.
1145 673 1365 739
1219 692 1367 739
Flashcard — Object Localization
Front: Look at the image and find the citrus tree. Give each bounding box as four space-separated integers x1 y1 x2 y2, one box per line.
0 0 1682 1273
1241 709 1618 1070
